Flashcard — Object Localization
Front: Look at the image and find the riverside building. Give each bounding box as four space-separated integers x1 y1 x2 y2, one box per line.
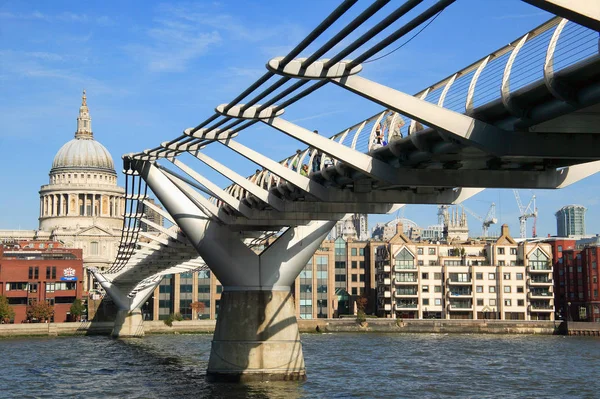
545 236 600 322
375 224 554 320
0 241 83 323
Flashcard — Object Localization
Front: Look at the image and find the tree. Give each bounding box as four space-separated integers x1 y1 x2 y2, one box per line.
0 296 15 323
356 296 368 324
26 301 54 322
190 301 206 319
69 299 85 321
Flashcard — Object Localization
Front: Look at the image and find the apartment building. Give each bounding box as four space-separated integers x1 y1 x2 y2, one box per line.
375 224 554 320
148 236 377 320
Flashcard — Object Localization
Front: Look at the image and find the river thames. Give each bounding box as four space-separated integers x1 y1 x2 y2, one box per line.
0 333 598 398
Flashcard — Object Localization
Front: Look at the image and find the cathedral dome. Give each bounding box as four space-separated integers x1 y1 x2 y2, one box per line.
50 90 116 175
52 138 115 174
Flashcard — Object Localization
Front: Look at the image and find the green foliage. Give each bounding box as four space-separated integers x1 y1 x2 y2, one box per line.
356 295 368 324
69 299 85 318
0 296 15 322
163 313 183 327
26 301 54 321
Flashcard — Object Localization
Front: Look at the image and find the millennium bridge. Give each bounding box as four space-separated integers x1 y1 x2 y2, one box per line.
91 0 600 382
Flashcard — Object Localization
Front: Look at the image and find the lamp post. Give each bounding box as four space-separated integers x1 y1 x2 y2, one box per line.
567 301 571 322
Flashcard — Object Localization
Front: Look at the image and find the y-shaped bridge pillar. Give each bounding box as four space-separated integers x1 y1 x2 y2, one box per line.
90 269 160 338
136 160 336 381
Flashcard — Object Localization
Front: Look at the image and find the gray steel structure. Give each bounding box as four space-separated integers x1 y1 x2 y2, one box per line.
94 0 600 381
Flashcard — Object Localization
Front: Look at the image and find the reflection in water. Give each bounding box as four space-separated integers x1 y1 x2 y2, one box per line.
0 333 598 398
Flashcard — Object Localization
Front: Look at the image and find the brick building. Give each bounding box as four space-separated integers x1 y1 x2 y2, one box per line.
0 241 84 323
545 237 600 322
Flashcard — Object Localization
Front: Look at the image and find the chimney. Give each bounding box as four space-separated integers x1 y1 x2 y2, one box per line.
396 222 403 235
501 224 510 237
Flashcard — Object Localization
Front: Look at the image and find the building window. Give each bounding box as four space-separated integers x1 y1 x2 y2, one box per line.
351 248 357 256
489 299 496 306
429 261 437 266
418 260 424 266
558 245 562 253
475 273 483 280
359 261 365 269
498 261 505 266
359 274 365 282
517 299 525 306
503 273 511 280
422 273 428 280
417 248 423 255
504 286 511 293
352 261 358 269
510 248 517 255
422 285 429 293
352 274 358 282
434 299 441 306
504 299 511 306
477 299 484 306
476 286 483 293
498 248 505 255
516 273 523 280
359 248 365 256
489 273 496 280
422 299 429 306
434 286 441 293
335 261 346 269
489 286 496 293
428 248 436 255
90 242 99 256
352 287 357 295
593 262 597 269
517 286 524 293
434 273 442 280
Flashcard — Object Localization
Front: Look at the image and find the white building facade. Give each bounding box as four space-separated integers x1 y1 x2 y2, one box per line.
375 224 554 321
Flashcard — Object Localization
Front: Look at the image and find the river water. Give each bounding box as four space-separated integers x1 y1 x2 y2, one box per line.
0 333 598 398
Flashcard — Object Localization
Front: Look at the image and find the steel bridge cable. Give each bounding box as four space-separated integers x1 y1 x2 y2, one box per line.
240 76 292 112
278 0 358 68
325 0 423 69
348 0 456 68
363 9 444 64
301 0 391 68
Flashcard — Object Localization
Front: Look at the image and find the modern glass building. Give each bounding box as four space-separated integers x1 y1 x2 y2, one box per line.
556 205 587 237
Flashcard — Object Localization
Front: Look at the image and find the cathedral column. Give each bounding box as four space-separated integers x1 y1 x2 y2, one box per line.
51 195 56 216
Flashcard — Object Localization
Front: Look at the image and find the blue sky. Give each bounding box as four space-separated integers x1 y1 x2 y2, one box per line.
1 0 598 238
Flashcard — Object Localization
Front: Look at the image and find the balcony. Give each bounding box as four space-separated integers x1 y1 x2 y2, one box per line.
395 279 418 285
447 278 472 285
528 277 553 286
394 264 417 271
528 290 553 299
395 291 418 298
529 304 554 312
448 290 473 298
528 266 552 273
395 302 418 310
448 303 473 311
383 291 391 298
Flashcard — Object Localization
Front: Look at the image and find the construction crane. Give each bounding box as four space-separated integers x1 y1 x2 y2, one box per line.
462 203 498 238
513 190 538 238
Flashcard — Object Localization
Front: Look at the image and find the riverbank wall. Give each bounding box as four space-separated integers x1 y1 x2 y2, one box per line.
0 318 565 337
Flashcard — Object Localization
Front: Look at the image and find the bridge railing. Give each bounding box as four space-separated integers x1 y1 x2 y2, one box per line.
209 16 599 207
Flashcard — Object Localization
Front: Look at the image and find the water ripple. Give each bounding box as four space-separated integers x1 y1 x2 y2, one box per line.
0 333 597 398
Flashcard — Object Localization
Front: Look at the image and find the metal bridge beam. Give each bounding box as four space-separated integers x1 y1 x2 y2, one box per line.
523 0 600 31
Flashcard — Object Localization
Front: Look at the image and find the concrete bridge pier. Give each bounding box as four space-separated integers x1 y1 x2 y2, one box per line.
205 219 335 381
90 269 159 338
136 159 338 380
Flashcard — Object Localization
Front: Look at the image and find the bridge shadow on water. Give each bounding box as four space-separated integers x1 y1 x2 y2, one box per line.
113 335 305 399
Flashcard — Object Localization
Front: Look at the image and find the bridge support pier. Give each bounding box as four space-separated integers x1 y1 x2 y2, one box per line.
207 289 304 382
135 160 339 380
89 268 160 339
112 309 145 338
